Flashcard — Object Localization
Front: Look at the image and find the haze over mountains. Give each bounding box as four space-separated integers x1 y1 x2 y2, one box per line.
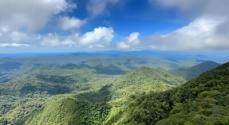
172 61 220 80
0 52 228 125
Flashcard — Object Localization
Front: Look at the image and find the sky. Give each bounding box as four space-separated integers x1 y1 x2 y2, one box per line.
0 0 229 53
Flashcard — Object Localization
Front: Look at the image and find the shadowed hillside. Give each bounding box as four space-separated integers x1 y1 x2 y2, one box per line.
25 85 112 125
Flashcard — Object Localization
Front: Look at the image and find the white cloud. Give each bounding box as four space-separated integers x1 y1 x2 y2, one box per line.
155 0 229 18
41 27 114 48
146 17 229 50
79 27 114 47
145 0 229 50
0 25 10 33
0 0 75 31
154 0 207 14
0 27 32 46
0 0 76 48
117 32 141 49
117 42 131 49
59 16 86 30
41 33 62 47
41 33 78 47
87 0 120 16
10 31 29 42
0 43 29 47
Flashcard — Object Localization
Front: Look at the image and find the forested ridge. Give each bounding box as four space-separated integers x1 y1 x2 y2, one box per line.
115 62 229 125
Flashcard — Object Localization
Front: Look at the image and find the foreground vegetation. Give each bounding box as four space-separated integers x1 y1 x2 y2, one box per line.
115 62 229 125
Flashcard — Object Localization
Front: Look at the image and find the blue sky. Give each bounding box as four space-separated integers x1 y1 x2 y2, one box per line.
65 0 187 36
0 0 229 53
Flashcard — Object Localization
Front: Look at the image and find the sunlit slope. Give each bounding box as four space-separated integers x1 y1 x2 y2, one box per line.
25 67 185 125
114 62 229 125
109 67 185 104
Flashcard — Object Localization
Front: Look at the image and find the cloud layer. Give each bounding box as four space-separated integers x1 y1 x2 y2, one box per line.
144 0 229 50
41 27 114 48
59 16 86 30
0 0 75 48
87 0 120 16
0 0 229 51
145 17 229 50
117 32 141 49
0 0 73 31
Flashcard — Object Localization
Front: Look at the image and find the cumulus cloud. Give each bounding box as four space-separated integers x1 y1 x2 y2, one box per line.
117 32 141 49
79 27 114 47
87 0 120 16
41 33 79 47
145 17 229 50
41 27 114 48
10 31 29 42
0 27 32 46
0 0 76 48
59 16 86 30
0 0 74 31
41 33 64 47
146 0 229 50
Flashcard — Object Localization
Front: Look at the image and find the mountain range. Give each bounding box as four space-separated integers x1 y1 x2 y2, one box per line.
0 53 228 125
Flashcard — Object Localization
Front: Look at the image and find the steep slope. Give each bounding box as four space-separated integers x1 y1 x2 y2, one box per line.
172 61 219 80
114 62 229 125
93 67 186 124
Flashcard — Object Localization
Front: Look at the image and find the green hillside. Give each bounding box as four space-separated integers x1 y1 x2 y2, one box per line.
115 62 229 125
25 85 112 125
9 67 184 125
0 65 96 96
172 61 219 80
108 67 185 105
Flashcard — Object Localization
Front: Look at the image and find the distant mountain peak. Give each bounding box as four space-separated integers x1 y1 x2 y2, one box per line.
172 60 220 80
